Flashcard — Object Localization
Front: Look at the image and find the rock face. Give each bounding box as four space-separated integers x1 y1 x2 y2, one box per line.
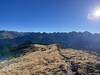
0 44 99 75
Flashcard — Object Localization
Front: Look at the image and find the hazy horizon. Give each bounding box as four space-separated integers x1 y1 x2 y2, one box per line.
0 29 100 33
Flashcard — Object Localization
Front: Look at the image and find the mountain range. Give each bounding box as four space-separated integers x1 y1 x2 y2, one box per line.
0 30 100 57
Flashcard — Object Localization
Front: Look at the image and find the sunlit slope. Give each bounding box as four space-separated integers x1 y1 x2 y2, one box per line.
0 44 99 75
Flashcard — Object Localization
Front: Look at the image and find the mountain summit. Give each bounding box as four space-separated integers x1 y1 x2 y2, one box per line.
0 44 99 75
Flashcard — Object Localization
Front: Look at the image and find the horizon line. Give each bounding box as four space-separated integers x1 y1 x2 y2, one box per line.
0 29 100 34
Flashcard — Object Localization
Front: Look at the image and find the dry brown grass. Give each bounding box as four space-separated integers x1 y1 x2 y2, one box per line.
0 45 67 75
60 49 99 63
0 44 99 75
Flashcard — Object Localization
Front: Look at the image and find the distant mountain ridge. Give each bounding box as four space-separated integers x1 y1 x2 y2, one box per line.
0 30 100 55
0 30 25 39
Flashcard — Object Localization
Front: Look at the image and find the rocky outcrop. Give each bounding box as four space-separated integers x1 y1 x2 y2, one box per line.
21 44 60 53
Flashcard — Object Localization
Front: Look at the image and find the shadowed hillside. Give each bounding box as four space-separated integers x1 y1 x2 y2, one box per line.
0 31 100 57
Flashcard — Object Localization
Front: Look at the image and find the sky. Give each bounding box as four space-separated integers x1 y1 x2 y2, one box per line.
0 0 100 33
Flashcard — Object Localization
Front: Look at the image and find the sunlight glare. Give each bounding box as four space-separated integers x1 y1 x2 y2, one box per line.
93 9 100 17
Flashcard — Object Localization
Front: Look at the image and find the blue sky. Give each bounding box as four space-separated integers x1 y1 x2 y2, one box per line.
0 0 100 32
